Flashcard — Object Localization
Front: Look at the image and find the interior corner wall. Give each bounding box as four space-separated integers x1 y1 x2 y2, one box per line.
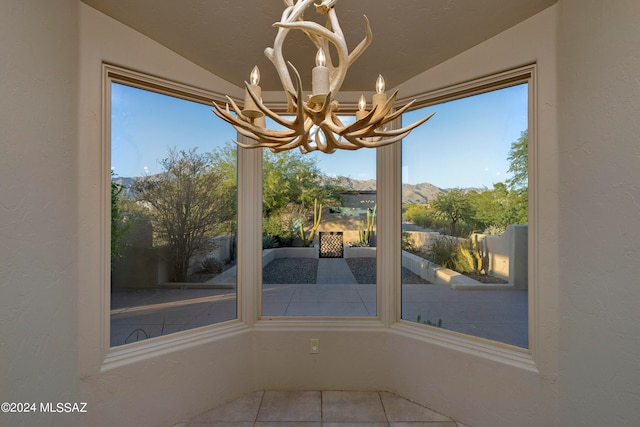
77 4 251 426
75 3 567 426
71 1 640 426
390 6 559 427
250 328 391 392
0 1 80 426
557 1 640 425
248 6 562 427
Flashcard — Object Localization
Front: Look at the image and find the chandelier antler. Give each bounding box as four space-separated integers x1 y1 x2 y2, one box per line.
212 0 434 154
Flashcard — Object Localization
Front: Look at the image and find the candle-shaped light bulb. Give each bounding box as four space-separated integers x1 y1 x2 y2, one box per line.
311 49 330 103
376 74 385 94
243 65 264 118
316 48 327 67
356 94 368 121
358 95 366 111
372 74 388 110
250 65 260 86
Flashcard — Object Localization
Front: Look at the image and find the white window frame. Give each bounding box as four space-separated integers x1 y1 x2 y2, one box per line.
102 65 247 368
100 63 540 372
390 64 539 370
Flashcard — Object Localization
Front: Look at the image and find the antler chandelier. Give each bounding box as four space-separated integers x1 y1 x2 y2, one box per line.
212 0 434 154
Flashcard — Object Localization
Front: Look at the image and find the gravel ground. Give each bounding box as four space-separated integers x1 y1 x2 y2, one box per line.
345 257 431 284
262 257 431 285
262 258 318 284
344 258 376 284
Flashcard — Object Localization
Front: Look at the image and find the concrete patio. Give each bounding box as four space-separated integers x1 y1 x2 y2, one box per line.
111 258 527 348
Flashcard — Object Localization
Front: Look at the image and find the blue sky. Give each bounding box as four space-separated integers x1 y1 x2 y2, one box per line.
111 83 237 177
111 82 527 189
403 84 528 188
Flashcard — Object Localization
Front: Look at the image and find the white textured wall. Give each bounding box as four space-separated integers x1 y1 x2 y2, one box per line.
9 1 638 426
0 1 80 426
557 1 640 425
77 4 251 426
391 7 559 426
80 4 561 427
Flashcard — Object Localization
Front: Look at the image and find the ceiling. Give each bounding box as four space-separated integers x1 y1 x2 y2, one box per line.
82 0 556 92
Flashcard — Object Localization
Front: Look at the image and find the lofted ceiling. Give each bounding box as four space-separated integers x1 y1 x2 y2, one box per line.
82 0 556 92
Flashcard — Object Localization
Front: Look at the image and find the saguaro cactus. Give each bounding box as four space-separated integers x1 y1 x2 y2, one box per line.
298 199 322 247
472 234 486 274
358 204 376 246
461 232 487 274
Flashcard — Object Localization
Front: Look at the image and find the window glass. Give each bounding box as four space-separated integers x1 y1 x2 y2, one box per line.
261 118 378 317
401 83 529 348
110 82 238 346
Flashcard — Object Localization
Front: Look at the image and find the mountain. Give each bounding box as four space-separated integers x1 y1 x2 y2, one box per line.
325 176 377 192
112 176 135 188
401 182 445 204
115 174 445 205
326 176 444 204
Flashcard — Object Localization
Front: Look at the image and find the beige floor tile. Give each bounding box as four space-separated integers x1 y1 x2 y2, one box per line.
255 423 321 426
257 390 321 422
389 423 458 427
185 390 465 427
189 391 263 424
322 391 387 422
380 392 452 422
323 423 390 427
190 422 254 427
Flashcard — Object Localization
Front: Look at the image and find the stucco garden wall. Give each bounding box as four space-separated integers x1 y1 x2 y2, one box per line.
406 225 528 288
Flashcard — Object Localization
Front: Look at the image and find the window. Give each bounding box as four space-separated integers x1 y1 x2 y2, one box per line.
104 64 534 357
401 80 530 348
109 79 238 347
261 119 378 317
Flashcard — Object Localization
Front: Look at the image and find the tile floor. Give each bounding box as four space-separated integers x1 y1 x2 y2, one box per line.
171 390 468 427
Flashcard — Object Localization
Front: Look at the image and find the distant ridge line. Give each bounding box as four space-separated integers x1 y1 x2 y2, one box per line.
114 174 453 205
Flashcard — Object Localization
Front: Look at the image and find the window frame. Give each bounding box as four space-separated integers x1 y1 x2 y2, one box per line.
101 63 540 372
258 113 381 321
102 64 247 367
392 64 539 369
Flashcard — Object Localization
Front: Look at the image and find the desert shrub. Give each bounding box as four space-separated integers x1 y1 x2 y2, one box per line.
426 236 472 273
417 315 443 328
263 215 285 236
483 224 506 235
111 174 130 263
197 257 223 274
430 190 475 236
263 215 294 246
262 235 279 249
402 230 416 252
403 204 433 229
426 236 457 269
454 221 475 238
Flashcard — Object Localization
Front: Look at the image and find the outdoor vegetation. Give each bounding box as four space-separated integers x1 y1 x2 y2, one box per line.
112 129 527 282
112 147 236 282
111 144 352 282
110 171 130 263
109 80 529 347
404 130 527 234
261 149 345 247
402 130 528 277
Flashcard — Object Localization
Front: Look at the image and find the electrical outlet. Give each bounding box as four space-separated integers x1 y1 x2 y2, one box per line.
309 338 320 354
